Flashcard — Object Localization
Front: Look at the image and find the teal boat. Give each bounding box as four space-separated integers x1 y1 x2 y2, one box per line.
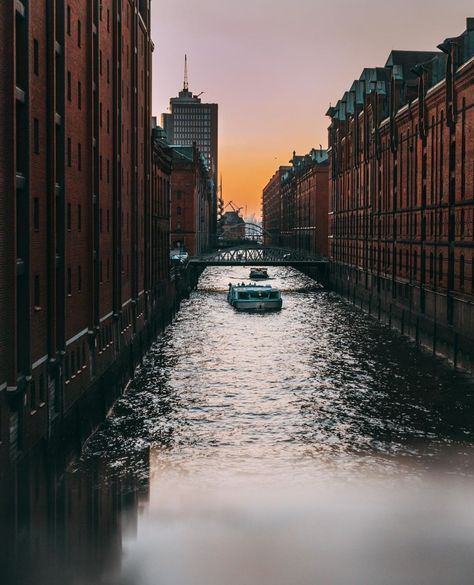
227 283 282 312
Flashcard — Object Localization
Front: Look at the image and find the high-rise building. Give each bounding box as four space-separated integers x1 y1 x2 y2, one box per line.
162 57 218 236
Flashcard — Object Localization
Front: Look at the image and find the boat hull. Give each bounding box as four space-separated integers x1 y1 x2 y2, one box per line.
230 299 282 312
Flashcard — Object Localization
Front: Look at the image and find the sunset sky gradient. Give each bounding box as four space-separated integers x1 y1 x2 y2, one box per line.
152 0 473 217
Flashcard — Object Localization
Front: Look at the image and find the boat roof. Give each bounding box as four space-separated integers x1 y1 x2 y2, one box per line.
231 283 276 290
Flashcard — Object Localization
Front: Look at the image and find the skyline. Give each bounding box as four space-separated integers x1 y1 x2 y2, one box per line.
152 0 473 216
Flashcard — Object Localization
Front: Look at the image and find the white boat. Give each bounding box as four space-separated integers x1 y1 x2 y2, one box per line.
227 283 282 312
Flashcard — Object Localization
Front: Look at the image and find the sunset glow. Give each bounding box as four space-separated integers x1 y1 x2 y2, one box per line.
152 0 473 216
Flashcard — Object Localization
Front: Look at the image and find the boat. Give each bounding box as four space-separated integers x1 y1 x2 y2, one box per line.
227 283 282 312
249 267 269 279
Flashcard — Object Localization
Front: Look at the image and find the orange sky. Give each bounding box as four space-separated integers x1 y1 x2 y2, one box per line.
152 0 473 217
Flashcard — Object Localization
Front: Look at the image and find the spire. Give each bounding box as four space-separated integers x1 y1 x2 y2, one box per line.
183 54 189 91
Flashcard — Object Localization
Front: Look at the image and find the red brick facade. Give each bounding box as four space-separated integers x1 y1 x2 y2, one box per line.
170 144 212 257
262 150 329 257
0 1 173 463
327 19 474 370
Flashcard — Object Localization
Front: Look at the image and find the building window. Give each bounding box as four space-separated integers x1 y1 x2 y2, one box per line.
438 254 443 282
78 81 82 109
78 265 82 292
78 204 82 231
460 255 465 288
33 39 39 75
107 109 110 133
39 374 45 404
107 9 110 32
99 50 102 76
67 71 71 101
33 197 39 231
67 5 71 35
34 274 40 307
67 267 72 295
107 60 110 84
33 118 39 154
30 381 36 412
177 206 182 216
100 102 103 127
67 137 72 166
67 202 71 230
77 20 81 47
100 207 103 232
461 209 465 239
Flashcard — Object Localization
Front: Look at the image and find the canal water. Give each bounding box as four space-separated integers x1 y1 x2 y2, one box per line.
4 267 474 584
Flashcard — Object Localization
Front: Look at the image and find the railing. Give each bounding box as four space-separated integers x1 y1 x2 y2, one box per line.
189 246 328 266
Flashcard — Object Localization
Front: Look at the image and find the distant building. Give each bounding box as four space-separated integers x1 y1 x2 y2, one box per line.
162 57 218 238
262 150 329 256
170 144 212 256
327 18 474 371
263 167 290 246
220 210 246 240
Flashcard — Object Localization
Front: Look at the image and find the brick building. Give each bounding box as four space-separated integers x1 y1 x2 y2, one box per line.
262 149 329 256
170 144 212 256
327 19 474 370
0 1 173 464
262 166 290 245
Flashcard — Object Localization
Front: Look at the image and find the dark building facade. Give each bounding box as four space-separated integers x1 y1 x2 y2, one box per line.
170 144 212 257
327 19 474 371
0 1 174 464
161 61 218 239
262 149 329 257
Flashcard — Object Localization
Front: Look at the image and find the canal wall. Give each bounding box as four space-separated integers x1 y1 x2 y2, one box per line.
55 262 205 457
326 263 474 375
4 263 204 467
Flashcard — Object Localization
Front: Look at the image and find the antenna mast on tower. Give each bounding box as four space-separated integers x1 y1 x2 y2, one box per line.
183 54 189 91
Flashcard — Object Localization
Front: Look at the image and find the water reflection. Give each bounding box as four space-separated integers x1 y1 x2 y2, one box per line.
2 266 474 584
